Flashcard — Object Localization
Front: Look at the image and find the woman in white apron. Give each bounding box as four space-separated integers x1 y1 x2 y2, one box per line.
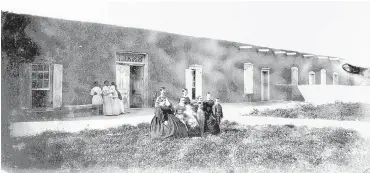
90 82 103 115
102 80 113 116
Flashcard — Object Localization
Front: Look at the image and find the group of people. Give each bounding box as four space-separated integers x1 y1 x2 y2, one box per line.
90 81 125 116
150 87 224 139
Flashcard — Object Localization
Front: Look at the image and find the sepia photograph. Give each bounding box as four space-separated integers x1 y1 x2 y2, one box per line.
1 0 370 172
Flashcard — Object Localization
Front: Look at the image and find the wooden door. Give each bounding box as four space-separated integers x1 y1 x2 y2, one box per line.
291 67 298 85
321 69 327 85
195 68 203 99
116 64 130 108
244 63 254 94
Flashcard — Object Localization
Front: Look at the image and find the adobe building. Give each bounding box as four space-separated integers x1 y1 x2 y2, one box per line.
2 12 366 112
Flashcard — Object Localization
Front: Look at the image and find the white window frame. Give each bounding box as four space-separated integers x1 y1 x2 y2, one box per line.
309 71 315 85
31 63 51 90
333 72 339 85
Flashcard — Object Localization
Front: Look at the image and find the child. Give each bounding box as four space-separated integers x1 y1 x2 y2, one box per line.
195 97 205 137
212 98 223 125
90 82 103 115
174 97 187 125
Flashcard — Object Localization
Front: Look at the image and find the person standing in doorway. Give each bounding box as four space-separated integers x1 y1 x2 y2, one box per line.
90 81 103 115
102 80 113 116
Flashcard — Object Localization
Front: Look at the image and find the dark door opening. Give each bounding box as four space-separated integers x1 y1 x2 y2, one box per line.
130 66 144 108
262 70 269 101
192 69 196 100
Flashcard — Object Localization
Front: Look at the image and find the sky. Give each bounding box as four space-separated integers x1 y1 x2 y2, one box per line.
2 0 370 67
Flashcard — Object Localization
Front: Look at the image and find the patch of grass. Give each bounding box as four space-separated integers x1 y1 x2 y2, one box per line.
245 102 370 121
2 121 366 171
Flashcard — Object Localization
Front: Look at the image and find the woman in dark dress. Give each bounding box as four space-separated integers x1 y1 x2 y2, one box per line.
203 92 220 135
150 87 188 139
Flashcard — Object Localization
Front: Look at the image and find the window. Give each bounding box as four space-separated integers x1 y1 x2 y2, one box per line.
291 67 298 85
333 72 339 85
320 69 327 85
309 71 315 85
31 64 50 90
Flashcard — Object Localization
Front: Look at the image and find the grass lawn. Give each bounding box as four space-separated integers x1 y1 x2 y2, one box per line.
2 121 370 173
245 102 370 121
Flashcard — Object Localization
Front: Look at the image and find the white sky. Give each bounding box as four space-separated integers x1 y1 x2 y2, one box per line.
2 0 370 66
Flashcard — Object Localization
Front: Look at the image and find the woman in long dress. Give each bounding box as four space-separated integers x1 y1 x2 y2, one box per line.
150 87 188 139
204 93 220 135
203 92 215 133
111 82 125 115
102 80 113 116
90 82 103 115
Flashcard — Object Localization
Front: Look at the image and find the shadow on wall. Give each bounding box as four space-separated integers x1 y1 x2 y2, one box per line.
274 85 305 102
297 85 370 104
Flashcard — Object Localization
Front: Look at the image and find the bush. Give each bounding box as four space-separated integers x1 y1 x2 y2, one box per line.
245 102 370 121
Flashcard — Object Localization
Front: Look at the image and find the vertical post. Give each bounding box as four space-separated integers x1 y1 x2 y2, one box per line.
185 68 193 100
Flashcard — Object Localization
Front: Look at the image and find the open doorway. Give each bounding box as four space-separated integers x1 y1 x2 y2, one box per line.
115 52 149 108
130 66 144 108
185 65 203 100
261 68 270 101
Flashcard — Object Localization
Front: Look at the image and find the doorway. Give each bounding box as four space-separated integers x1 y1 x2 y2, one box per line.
115 52 149 108
261 69 270 101
185 65 203 100
130 66 144 108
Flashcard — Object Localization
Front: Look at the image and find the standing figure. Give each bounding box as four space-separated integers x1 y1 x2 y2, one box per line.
203 92 215 133
150 87 188 139
212 98 224 125
90 81 103 115
181 88 191 105
195 97 206 137
102 80 113 116
111 82 124 115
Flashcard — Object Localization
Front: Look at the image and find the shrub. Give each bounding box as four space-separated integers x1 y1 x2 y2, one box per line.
245 102 370 121
4 123 364 171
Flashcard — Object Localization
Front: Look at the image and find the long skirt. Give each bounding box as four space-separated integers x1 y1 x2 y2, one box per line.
206 115 221 135
103 96 113 116
150 111 188 139
92 95 103 105
112 98 122 115
119 99 125 113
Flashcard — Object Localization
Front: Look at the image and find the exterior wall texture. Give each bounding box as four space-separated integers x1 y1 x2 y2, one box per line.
2 13 362 109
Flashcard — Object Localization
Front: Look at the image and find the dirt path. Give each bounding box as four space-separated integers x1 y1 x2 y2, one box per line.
9 102 370 138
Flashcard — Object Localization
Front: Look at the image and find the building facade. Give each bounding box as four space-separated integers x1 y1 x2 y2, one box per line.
2 12 365 111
